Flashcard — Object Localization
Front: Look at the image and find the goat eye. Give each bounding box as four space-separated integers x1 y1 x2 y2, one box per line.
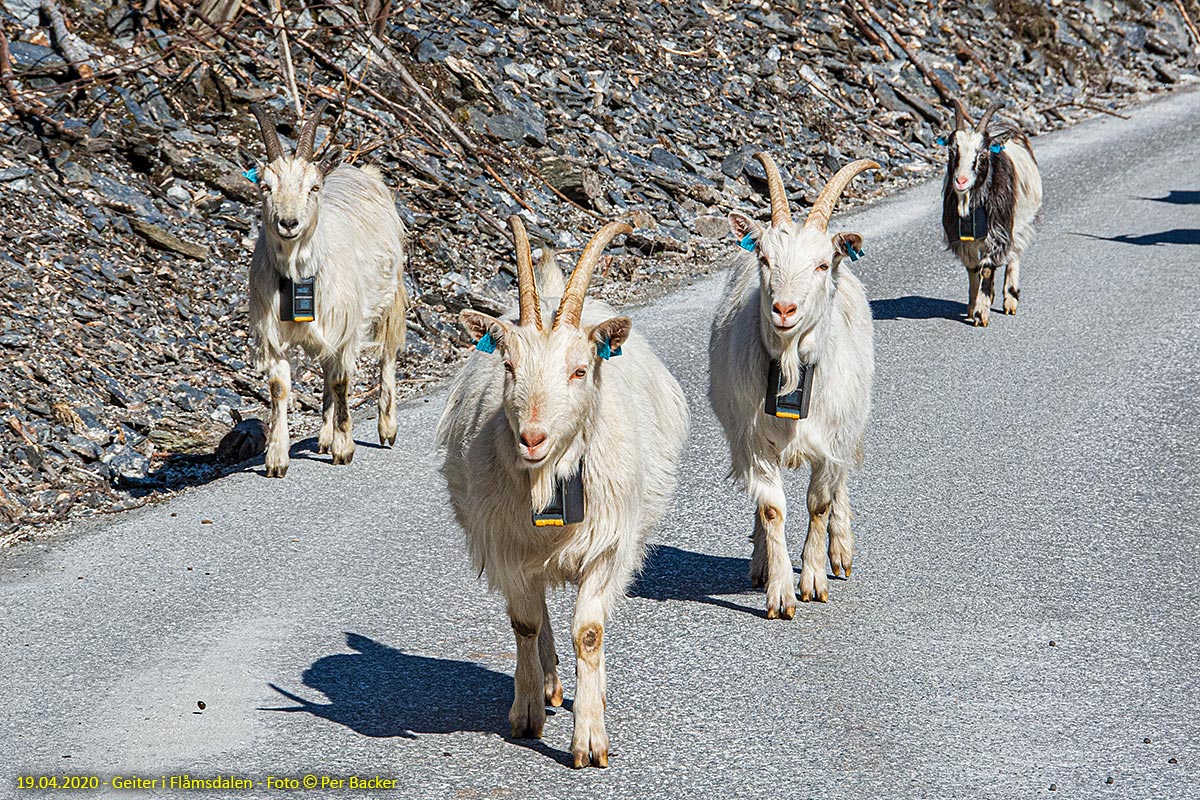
572 366 588 380
503 361 515 375
310 185 320 194
816 262 829 272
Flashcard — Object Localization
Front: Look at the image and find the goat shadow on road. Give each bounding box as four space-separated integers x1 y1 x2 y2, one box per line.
1072 229 1200 246
633 544 782 619
1137 190 1200 205
870 295 968 323
261 632 575 766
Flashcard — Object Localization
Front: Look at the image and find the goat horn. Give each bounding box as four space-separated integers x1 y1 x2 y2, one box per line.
975 101 1004 133
509 215 542 330
753 152 791 227
803 159 881 232
553 221 632 330
952 98 971 132
250 103 284 163
297 99 328 162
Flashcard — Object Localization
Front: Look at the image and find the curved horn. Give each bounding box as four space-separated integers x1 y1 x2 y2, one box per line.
553 221 632 330
753 151 791 227
952 98 970 132
803 159 881 232
509 215 542 330
250 103 284 163
975 101 1003 133
297 99 328 162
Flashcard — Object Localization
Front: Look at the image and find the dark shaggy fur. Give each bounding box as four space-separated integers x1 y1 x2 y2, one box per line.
941 123 1032 272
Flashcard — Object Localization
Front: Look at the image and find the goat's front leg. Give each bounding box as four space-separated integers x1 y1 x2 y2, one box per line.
264 355 291 478
799 461 836 602
539 595 563 707
1003 256 1021 315
827 466 853 579
967 267 989 327
506 586 547 739
752 471 794 619
329 365 355 465
571 570 615 768
749 513 768 588
317 361 335 455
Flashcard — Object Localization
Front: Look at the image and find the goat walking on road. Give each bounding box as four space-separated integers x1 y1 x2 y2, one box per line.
710 154 878 619
247 101 408 477
437 216 688 768
941 100 1043 327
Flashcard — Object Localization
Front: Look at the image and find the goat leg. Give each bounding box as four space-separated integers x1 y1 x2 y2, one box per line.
799 462 835 602
265 356 291 478
539 596 563 707
507 588 546 739
1003 257 1021 315
330 368 355 465
571 572 612 768
827 468 854 578
318 363 335 455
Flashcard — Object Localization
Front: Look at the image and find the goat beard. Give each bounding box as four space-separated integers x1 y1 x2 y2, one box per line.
956 189 970 218
778 338 804 395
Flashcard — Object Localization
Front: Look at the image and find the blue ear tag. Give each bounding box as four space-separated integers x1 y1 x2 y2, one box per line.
596 337 622 360
475 331 497 353
989 143 1005 154
846 244 864 262
936 136 947 146
738 232 757 252
243 166 259 184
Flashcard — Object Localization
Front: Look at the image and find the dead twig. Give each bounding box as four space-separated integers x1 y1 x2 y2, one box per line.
40 0 95 81
1039 101 1130 120
266 0 303 117
1174 0 1200 51
855 0 955 106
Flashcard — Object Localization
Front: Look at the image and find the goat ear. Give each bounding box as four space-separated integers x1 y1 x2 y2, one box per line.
588 316 632 360
832 231 865 265
460 310 508 352
318 146 344 176
729 212 764 247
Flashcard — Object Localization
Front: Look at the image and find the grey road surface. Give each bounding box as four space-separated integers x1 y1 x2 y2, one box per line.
3 87 1199 800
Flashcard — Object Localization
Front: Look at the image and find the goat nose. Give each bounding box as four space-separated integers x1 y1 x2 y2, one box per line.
520 430 547 450
773 302 797 320
279 217 299 230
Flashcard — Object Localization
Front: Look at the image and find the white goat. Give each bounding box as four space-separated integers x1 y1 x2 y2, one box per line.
437 217 688 768
709 154 878 619
247 101 408 477
941 99 1043 327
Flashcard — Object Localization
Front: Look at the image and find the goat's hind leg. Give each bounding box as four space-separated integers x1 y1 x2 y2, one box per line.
827 468 853 578
376 284 407 447
799 460 835 602
749 512 768 588
507 586 547 739
539 595 563 707
329 362 355 466
317 362 335 455
1003 255 1021 315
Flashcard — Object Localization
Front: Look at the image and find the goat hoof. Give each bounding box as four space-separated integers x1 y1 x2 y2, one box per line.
509 697 545 740
331 451 354 466
572 748 609 769
798 568 829 603
545 676 564 708
765 585 797 620
380 434 396 447
317 443 330 455
265 464 288 478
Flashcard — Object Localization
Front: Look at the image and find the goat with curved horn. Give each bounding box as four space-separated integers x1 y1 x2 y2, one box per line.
952 98 970 132
509 215 542 330
803 159 881 231
716 154 882 616
250 103 284 163
753 152 791 227
440 216 687 768
296 99 328 162
941 95 1043 327
553 221 632 329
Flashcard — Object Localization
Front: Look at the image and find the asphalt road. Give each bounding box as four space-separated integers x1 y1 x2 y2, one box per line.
3 86 1199 800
